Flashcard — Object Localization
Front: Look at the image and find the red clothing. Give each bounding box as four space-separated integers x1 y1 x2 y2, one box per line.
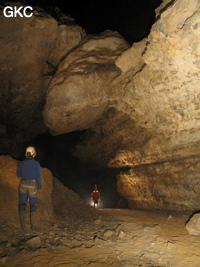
91 190 100 202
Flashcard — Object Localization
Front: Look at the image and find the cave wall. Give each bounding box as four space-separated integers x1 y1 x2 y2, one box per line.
0 2 85 156
74 0 200 210
117 156 200 211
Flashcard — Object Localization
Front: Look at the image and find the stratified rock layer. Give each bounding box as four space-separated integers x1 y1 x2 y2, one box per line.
74 0 200 210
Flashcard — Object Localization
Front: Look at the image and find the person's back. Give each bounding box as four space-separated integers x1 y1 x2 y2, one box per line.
18 157 41 189
17 146 42 230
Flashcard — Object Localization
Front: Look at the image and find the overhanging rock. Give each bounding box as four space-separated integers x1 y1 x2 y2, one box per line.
43 30 129 135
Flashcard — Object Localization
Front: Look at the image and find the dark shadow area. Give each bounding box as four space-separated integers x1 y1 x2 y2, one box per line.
31 131 128 209
23 0 162 44
185 210 200 225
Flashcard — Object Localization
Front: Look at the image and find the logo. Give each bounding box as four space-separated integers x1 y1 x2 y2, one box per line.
3 6 33 18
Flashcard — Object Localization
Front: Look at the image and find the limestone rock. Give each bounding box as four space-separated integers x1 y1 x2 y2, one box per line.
114 224 121 235
157 0 199 34
43 30 129 135
186 213 200 235
118 229 126 238
49 231 56 236
93 236 107 245
0 257 7 266
96 224 125 240
115 38 147 73
0 2 85 156
116 156 200 211
94 218 102 225
26 236 41 250
166 241 177 251
155 0 176 18
74 0 200 211
103 229 114 237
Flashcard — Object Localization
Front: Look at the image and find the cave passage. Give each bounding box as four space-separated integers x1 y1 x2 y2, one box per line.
32 131 128 209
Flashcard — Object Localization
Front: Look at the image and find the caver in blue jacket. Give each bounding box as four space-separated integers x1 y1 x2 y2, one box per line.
17 158 42 190
17 146 42 230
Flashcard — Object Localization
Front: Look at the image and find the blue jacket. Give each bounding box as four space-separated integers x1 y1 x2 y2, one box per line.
17 158 42 190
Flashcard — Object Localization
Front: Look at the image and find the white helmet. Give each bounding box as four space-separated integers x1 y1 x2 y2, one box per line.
26 146 36 156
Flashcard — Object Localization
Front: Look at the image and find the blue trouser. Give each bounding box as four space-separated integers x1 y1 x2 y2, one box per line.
19 179 38 211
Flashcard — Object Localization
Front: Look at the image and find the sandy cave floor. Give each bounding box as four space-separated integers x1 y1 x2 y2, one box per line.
1 208 200 267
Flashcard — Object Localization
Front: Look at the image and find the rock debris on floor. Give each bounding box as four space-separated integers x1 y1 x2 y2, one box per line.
1 209 200 267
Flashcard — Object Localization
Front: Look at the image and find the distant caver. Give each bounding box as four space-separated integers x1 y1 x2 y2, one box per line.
91 185 100 208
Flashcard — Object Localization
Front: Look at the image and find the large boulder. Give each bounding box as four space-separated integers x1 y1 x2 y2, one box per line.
43 30 129 135
186 213 200 235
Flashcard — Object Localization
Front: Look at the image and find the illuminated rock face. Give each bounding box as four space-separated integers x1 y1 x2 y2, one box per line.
74 0 200 210
117 157 200 211
0 3 85 155
43 31 129 135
